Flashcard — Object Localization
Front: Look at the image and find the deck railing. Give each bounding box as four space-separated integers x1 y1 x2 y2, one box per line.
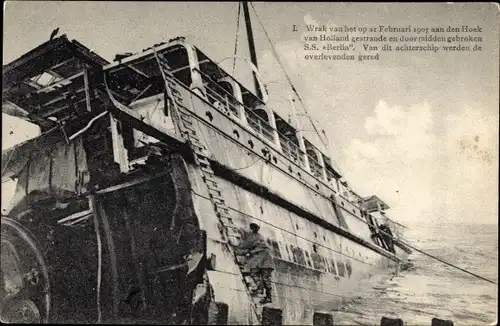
193 67 328 173
245 109 274 141
195 68 275 142
308 154 323 179
279 137 305 166
202 77 241 118
326 169 335 182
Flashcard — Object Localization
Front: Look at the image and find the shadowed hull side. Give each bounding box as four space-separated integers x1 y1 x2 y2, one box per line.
185 157 406 324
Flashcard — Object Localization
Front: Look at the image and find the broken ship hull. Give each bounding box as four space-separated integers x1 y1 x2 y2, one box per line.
1 35 410 325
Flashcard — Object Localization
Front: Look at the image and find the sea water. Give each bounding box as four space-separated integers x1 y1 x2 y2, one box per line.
331 222 498 325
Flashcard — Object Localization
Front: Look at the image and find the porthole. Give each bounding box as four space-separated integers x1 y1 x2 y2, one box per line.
297 172 302 179
323 236 326 241
341 202 345 207
205 111 213 121
288 166 293 173
272 156 278 164
315 184 320 190
248 139 254 148
296 224 299 230
233 129 240 139
314 232 317 238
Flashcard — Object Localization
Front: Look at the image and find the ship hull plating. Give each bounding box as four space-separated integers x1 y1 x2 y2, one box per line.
1 152 407 324
186 160 406 324
1 35 409 325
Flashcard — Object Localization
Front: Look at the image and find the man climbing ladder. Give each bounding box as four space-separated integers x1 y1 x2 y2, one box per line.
237 223 274 304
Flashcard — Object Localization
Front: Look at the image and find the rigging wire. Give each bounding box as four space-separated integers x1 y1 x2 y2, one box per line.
229 154 262 171
1 147 16 176
375 226 498 285
192 134 497 288
232 2 242 75
209 267 362 302
190 187 372 266
399 239 497 285
248 2 329 147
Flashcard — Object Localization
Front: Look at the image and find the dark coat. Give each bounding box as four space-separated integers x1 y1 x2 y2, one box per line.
237 232 274 270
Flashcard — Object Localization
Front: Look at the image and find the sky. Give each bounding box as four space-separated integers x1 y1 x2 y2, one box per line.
2 2 499 225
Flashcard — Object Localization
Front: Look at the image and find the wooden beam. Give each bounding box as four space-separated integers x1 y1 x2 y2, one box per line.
57 209 92 224
41 96 87 118
96 171 170 194
83 65 92 112
24 80 42 90
35 71 84 94
126 64 150 79
131 84 152 102
50 57 77 70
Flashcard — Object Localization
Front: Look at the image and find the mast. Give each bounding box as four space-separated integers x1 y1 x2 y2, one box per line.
242 1 263 100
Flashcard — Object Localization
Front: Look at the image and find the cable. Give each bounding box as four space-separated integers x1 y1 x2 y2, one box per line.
232 2 241 75
190 187 372 266
209 267 354 301
230 155 262 171
249 2 328 147
375 226 498 285
398 237 497 285
247 3 415 241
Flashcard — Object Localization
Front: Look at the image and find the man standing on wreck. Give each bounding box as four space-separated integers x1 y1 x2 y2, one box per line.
237 222 274 303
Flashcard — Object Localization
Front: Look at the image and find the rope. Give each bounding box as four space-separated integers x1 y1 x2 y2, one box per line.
248 2 328 147
190 187 372 266
398 238 497 285
1 147 16 176
231 155 262 171
376 227 498 285
232 2 241 75
208 267 367 303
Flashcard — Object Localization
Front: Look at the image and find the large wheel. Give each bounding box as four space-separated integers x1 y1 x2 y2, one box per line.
0 217 50 323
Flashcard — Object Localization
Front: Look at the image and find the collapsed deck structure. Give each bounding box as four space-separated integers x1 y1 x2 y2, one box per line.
1 14 410 325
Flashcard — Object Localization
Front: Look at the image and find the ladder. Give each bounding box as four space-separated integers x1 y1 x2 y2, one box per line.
153 50 263 321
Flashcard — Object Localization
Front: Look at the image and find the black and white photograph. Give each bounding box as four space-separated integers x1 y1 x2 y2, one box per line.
2 2 498 325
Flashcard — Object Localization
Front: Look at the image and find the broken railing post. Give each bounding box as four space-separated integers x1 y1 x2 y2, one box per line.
431 317 454 326
380 316 403 326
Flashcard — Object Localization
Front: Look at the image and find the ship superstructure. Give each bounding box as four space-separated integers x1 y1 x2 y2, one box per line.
1 3 410 324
